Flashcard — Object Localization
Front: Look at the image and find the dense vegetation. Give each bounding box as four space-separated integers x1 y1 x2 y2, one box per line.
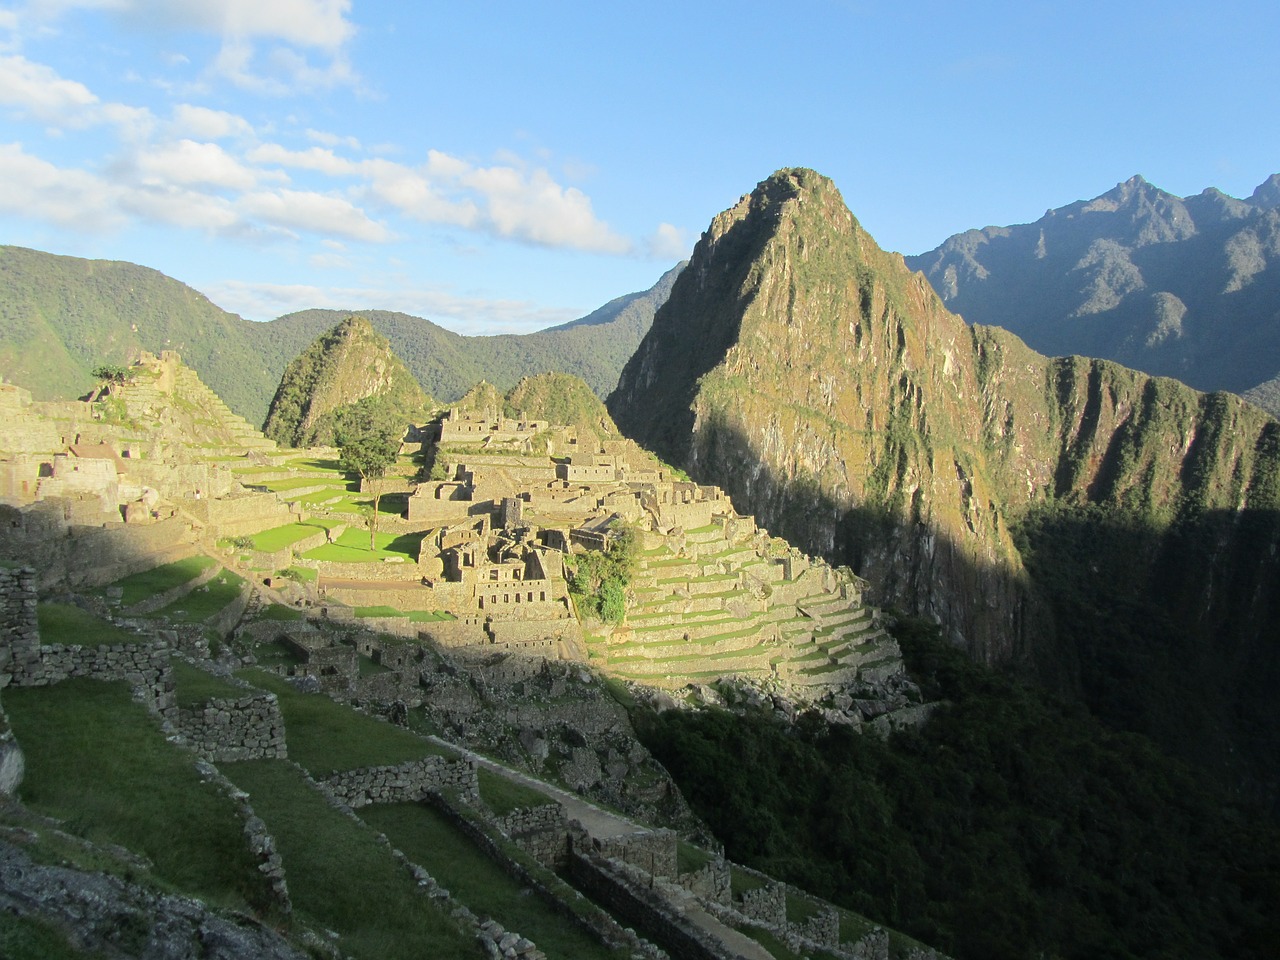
635 619 1280 960
566 523 639 623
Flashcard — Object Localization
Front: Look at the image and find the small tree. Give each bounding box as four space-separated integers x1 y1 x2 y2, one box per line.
334 397 405 550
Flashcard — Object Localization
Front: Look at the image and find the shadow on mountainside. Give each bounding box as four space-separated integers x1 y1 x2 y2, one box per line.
674 418 1280 818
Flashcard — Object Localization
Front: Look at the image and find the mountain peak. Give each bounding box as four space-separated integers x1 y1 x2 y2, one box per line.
1250 173 1280 209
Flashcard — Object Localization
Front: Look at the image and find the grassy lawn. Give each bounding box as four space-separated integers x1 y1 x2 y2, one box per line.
223 761 482 960
237 669 453 774
283 566 318 583
153 569 244 623
249 640 304 669
677 840 714 875
242 521 337 552
360 803 623 960
171 658 249 708
0 914 99 960
302 528 423 563
255 603 305 621
36 603 142 646
3 679 271 915
477 767 553 816
105 555 217 606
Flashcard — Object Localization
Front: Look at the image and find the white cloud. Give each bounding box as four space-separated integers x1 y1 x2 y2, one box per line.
0 142 122 230
118 182 242 232
647 222 689 259
306 127 359 149
133 138 261 190
238 187 391 242
0 55 155 136
461 162 631 254
247 141 358 176
170 103 253 140
205 277 578 332
0 54 97 124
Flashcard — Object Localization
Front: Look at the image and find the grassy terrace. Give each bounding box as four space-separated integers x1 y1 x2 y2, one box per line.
102 554 217 606
152 568 244 623
224 761 482 960
237 668 453 775
4 679 272 915
36 602 143 646
360 802 623 960
302 528 424 563
235 519 341 552
171 658 248 708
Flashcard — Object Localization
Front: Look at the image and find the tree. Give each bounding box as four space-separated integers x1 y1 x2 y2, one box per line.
334 397 405 550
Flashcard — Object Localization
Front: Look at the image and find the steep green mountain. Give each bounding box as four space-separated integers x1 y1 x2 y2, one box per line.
609 168 1280 808
0 245 681 426
905 174 1280 413
263 316 432 447
0 244 291 420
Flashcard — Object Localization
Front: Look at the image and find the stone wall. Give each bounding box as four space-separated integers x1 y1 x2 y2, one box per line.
174 692 287 761
0 567 39 682
318 755 478 808
568 852 740 960
10 641 174 715
737 875 786 927
593 829 678 880
494 802 569 868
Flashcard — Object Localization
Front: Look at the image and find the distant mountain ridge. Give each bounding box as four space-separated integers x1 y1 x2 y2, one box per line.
905 173 1280 412
0 245 681 427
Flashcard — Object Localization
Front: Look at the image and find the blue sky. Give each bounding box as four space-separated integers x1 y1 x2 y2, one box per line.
1 1 1277 334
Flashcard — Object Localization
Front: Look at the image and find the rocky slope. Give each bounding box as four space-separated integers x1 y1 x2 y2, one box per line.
906 173 1280 412
609 168 1280 802
263 316 432 447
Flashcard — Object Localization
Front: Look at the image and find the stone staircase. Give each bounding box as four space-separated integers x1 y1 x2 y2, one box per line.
173 367 279 456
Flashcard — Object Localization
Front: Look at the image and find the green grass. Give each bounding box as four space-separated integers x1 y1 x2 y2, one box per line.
105 554 217 606
171 658 248 708
302 528 423 563
3 679 271 914
0 913 105 960
477 767 553 817
153 569 244 623
36 603 141 646
283 566 318 583
255 603 304 621
238 669 453 775
224 761 482 960
353 606 455 621
730 864 767 898
249 640 304 669
241 521 333 552
786 891 822 924
677 840 714 875
360 803 624 960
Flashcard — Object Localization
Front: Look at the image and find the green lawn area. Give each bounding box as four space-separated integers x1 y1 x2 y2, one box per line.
360 803 623 960
477 767 553 816
3 679 272 915
104 554 217 606
171 658 249 709
241 521 337 552
152 569 245 623
302 528 423 563
325 492 408 516
224 761 482 960
36 603 143 646
237 668 453 775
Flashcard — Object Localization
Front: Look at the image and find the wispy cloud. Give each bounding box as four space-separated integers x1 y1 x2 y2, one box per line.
205 278 579 333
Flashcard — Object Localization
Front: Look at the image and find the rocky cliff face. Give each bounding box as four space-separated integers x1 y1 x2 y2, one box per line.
263 316 431 446
610 169 1280 674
